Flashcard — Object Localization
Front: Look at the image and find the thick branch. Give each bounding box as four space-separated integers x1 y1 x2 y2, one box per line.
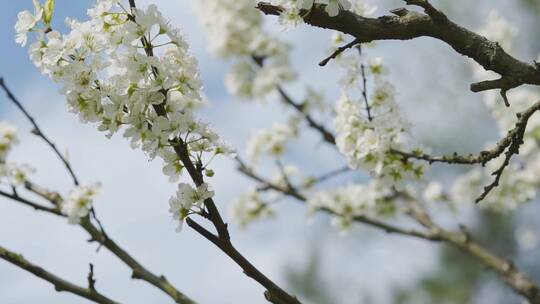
257 2 540 96
0 245 119 304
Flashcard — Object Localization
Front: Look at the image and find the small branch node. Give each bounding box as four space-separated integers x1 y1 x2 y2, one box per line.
87 263 96 291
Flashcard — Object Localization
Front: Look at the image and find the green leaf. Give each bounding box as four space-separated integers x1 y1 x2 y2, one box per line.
43 0 55 26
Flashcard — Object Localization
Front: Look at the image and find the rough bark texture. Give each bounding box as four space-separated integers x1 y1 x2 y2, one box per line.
257 2 540 97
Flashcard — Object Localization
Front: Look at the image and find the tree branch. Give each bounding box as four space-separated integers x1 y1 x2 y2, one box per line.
319 38 359 66
237 158 540 303
0 74 196 304
0 77 80 186
251 56 336 146
475 100 540 203
393 100 540 202
236 158 438 241
79 218 196 304
256 2 540 99
406 201 540 303
0 188 62 216
1 182 196 304
127 2 299 303
0 245 119 304
392 96 536 165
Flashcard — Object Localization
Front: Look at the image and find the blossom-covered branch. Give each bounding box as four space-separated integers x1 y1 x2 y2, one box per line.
237 158 540 303
0 77 196 303
236 158 438 240
123 1 301 303
0 245 119 304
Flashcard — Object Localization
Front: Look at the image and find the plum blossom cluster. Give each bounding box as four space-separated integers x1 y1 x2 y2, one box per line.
229 189 274 228
246 122 298 163
168 183 214 231
272 0 376 29
62 183 102 224
334 47 423 187
307 180 395 229
193 0 295 100
16 0 233 231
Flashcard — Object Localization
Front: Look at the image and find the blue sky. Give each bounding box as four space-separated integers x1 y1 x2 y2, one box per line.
0 1 538 304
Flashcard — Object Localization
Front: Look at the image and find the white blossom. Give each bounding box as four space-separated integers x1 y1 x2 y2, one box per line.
272 0 354 23
62 183 102 224
0 122 18 162
229 189 274 228
14 0 43 46
19 1 233 176
307 180 394 230
169 183 214 231
246 123 297 163
323 0 352 17
6 164 35 186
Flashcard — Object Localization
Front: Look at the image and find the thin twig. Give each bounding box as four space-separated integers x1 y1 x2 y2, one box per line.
312 166 351 184
87 263 96 291
0 189 61 216
319 38 359 66
357 45 373 121
475 100 540 203
392 100 540 171
251 56 336 146
0 77 80 186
